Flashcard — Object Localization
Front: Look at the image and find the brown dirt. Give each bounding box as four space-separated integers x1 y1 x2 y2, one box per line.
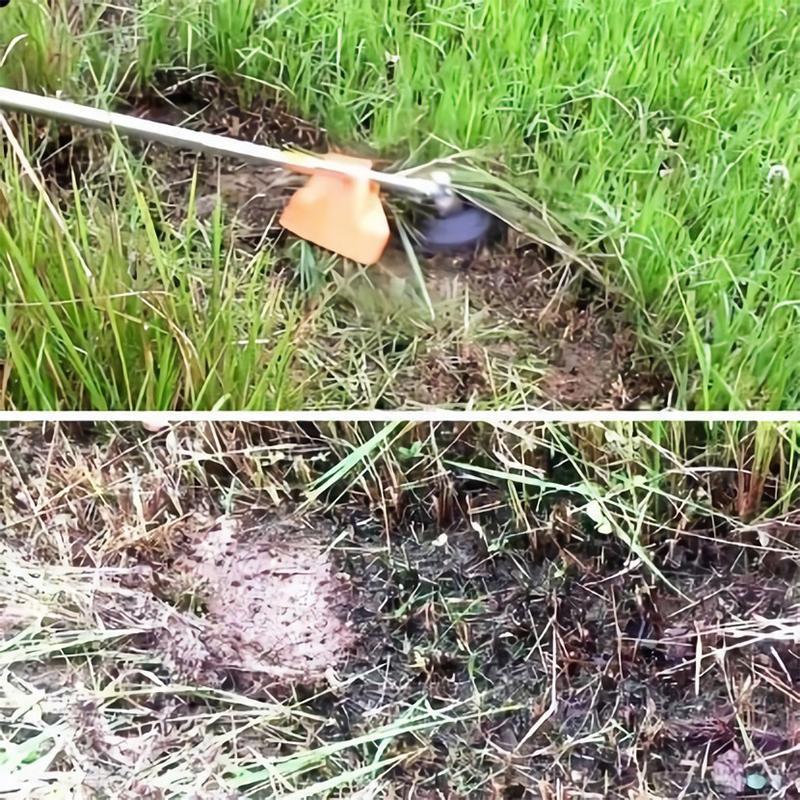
123 77 327 246
454 239 669 408
0 423 355 695
385 238 670 409
12 511 355 696
156 514 355 690
400 342 489 406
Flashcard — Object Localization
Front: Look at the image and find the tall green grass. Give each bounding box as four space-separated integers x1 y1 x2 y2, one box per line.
1 0 799 408
0 131 303 410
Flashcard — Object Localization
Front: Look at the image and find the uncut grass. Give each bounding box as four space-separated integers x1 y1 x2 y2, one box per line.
2 0 800 409
2 421 800 797
0 138 302 410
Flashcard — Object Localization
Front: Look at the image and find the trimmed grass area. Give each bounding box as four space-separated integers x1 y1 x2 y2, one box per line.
1 0 799 409
2 420 800 796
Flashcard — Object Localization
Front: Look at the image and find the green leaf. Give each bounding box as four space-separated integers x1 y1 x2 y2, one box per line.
398 441 424 460
305 422 404 504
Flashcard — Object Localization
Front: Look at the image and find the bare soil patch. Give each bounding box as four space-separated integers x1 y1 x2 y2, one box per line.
386 239 670 408
133 514 355 694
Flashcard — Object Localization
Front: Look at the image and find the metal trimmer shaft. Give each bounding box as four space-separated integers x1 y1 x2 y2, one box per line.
0 87 458 209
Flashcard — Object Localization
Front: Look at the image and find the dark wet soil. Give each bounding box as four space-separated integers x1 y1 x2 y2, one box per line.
337 517 800 798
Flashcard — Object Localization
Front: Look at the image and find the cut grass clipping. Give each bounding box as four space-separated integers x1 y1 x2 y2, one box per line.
1 0 799 409
2 420 800 797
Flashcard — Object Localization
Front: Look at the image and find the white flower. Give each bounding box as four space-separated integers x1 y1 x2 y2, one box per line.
661 127 679 147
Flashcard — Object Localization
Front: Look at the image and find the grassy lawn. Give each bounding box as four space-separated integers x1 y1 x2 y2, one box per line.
1 0 799 409
2 420 800 797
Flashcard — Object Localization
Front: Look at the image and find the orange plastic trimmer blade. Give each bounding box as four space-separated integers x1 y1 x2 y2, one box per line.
279 153 390 265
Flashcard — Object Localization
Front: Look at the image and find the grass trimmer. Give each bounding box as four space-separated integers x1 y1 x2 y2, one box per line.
0 87 496 265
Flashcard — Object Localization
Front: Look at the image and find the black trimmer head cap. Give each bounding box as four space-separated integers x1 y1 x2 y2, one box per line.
418 204 497 255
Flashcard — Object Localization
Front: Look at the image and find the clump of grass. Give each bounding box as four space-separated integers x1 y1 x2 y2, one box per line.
0 124 306 410
0 0 81 91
